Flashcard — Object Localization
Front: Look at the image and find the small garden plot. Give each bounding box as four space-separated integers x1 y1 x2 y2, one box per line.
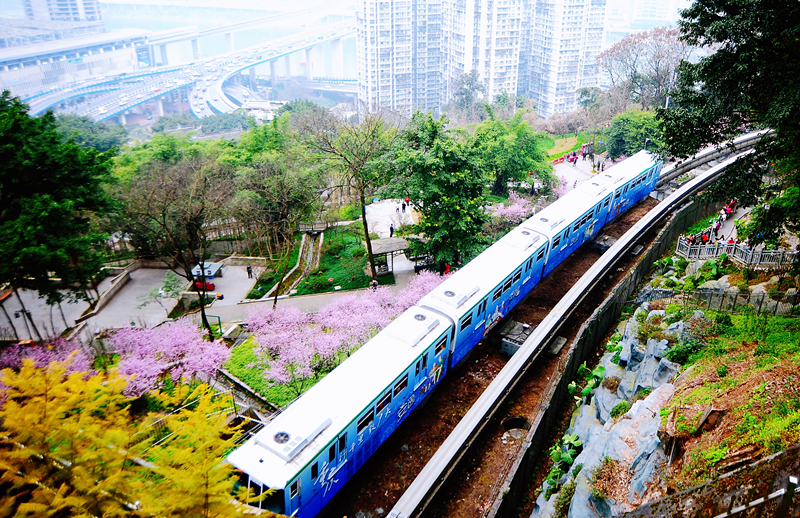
294 222 395 296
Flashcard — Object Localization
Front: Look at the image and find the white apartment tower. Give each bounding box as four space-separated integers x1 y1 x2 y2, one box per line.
441 0 524 102
357 0 442 117
524 0 606 118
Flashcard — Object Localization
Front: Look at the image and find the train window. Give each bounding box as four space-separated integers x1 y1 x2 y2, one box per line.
422 352 428 371
604 197 610 207
290 480 299 498
513 270 521 283
460 313 473 332
492 288 502 302
503 278 512 293
338 433 346 455
312 462 319 481
376 390 392 413
394 374 408 396
537 248 545 261
435 337 447 356
552 236 561 248
623 185 629 194
357 408 374 434
614 191 621 199
415 359 421 377
329 444 336 463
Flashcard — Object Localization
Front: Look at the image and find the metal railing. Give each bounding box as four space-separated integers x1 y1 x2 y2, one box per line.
676 240 798 270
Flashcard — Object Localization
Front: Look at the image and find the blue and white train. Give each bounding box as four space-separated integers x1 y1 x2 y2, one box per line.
226 151 663 517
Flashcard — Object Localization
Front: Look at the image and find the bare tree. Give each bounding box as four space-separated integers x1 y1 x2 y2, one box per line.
295 107 397 280
116 155 233 334
598 27 693 110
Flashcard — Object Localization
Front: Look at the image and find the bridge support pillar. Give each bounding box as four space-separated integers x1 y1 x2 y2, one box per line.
330 38 344 78
269 60 277 87
119 113 126 125
157 99 164 116
248 66 257 91
225 32 235 53
191 38 201 60
284 55 291 78
304 48 313 80
159 44 168 66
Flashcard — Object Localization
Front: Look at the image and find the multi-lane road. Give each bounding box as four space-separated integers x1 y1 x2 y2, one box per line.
23 20 355 122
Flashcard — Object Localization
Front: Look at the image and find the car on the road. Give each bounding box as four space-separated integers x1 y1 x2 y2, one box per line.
135 94 143 99
194 281 215 291
98 106 107 114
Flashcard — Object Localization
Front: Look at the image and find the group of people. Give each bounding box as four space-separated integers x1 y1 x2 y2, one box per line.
679 198 747 247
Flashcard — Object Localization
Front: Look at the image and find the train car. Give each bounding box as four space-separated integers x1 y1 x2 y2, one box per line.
418 225 550 369
599 150 662 224
227 151 663 518
228 307 452 517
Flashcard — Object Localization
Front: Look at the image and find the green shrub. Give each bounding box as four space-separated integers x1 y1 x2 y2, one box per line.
307 276 331 291
339 204 361 220
675 257 689 275
666 339 704 365
664 278 677 288
351 247 366 258
716 364 729 378
327 240 345 255
738 282 750 293
610 401 631 419
684 278 697 292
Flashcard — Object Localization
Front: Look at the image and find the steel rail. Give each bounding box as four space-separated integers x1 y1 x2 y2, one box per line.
388 148 756 518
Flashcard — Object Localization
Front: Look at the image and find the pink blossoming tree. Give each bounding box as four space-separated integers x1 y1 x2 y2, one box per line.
245 271 449 395
108 319 230 397
0 337 93 375
493 191 533 225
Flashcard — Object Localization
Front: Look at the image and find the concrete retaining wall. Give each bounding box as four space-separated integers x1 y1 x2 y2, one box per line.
489 199 722 518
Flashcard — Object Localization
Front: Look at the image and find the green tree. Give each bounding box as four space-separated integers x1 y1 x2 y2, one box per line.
137 270 186 315
0 92 112 338
606 109 661 159
392 113 489 268
472 111 554 195
151 113 198 132
55 114 128 152
656 0 800 245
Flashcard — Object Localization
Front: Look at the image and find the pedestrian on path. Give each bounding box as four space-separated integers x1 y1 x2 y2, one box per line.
390 224 394 237
402 202 406 213
371 279 378 291
246 265 253 278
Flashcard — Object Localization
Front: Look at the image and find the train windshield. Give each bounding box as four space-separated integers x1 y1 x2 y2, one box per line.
236 473 285 514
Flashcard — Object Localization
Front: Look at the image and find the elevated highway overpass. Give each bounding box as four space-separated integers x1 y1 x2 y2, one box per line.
25 20 356 123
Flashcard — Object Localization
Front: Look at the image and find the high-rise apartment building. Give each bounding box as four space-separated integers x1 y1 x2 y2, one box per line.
22 0 103 23
605 0 691 48
356 0 442 117
440 0 524 102
522 0 606 118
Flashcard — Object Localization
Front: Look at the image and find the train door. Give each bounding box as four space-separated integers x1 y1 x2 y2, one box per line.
288 478 301 516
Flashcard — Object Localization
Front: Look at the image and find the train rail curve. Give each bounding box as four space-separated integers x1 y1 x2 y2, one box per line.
387 134 763 518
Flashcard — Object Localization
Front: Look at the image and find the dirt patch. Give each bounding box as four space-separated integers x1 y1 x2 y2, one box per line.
593 458 631 503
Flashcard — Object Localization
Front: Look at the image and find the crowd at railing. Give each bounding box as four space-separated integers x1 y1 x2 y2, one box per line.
675 198 799 269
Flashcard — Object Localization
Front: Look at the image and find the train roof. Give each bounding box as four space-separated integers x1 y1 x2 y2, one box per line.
227 306 449 489
419 225 546 319
522 151 658 239
596 150 658 186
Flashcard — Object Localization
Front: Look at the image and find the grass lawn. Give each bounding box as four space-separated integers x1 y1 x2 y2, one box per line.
293 222 395 296
245 234 303 299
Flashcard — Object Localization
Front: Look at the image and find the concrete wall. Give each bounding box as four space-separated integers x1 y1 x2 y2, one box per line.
489 199 722 518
